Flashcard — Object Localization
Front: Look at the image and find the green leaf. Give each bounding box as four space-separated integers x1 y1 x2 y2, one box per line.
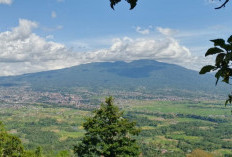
110 0 121 9
229 95 232 102
230 95 232 103
221 68 232 84
222 75 229 84
225 95 232 106
215 53 225 66
210 39 225 47
227 35 232 44
205 47 224 56
199 65 215 74
126 0 137 10
225 99 229 106
225 53 232 62
215 70 222 85
110 0 137 10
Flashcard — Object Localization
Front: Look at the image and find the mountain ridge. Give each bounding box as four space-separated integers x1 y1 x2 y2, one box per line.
0 59 228 98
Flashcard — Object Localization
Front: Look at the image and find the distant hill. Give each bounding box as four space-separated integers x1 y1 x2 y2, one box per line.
0 60 229 99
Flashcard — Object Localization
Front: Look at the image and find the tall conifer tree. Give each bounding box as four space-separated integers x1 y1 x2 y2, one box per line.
74 97 140 157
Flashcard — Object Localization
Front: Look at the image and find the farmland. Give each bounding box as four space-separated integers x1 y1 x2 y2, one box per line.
1 99 232 156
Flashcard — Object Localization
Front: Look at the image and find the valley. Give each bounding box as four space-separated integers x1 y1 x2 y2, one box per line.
0 60 232 156
0 87 232 156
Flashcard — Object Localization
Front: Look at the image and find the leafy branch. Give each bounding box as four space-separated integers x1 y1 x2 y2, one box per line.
110 0 137 10
109 0 230 10
199 36 232 106
215 0 230 9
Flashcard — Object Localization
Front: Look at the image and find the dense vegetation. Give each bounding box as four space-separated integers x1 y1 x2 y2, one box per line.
0 121 43 157
1 99 232 156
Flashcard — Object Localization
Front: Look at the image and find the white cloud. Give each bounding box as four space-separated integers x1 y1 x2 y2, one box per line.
85 37 207 70
136 27 150 35
157 27 177 36
0 19 78 76
51 11 57 18
42 25 63 32
45 35 54 40
0 21 210 76
0 0 12 5
57 25 63 29
204 0 220 5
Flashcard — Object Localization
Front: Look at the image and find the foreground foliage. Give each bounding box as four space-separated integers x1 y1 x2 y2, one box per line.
109 0 230 10
109 0 137 10
0 122 42 157
74 97 141 157
0 121 24 156
199 35 232 106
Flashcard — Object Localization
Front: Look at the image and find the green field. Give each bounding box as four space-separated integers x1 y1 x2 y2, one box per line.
1 99 232 156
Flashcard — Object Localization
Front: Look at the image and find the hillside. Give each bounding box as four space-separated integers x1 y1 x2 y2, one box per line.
0 59 228 99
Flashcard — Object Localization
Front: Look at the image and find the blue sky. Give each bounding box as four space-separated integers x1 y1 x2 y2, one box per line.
0 0 231 76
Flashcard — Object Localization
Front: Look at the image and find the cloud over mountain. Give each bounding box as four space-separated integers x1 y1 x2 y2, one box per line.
0 19 210 76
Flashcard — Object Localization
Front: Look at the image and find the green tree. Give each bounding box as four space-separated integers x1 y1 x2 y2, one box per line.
35 146 43 157
0 121 24 157
0 122 43 157
199 36 232 106
74 97 141 157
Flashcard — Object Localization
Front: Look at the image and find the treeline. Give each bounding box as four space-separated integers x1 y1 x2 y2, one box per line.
130 111 228 123
124 112 161 127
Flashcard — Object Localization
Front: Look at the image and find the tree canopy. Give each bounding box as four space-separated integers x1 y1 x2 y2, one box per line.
0 121 25 157
74 97 141 157
0 122 43 157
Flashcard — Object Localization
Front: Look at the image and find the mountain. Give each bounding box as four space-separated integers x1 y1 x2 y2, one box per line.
0 60 228 99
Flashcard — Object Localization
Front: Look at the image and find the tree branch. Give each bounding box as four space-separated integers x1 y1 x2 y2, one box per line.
110 0 121 10
215 0 230 9
110 0 137 10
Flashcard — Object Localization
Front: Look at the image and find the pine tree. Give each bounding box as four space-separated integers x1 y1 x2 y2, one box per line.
74 97 141 157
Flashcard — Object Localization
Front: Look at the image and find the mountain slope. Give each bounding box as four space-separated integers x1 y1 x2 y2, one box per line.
0 60 228 98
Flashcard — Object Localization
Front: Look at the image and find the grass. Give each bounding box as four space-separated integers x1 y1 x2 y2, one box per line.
57 130 85 141
126 100 230 116
167 134 202 143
